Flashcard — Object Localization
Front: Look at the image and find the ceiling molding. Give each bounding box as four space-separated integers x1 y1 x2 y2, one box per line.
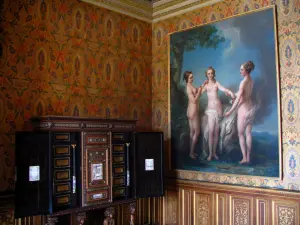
80 0 153 23
80 0 223 23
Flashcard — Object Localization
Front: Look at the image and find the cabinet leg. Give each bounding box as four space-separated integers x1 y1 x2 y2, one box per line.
129 202 136 225
103 207 115 225
45 216 58 225
76 212 87 225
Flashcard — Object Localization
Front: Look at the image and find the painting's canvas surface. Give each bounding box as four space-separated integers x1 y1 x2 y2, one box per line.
170 7 281 177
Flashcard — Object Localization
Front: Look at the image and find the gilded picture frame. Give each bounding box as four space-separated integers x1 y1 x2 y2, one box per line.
168 6 282 179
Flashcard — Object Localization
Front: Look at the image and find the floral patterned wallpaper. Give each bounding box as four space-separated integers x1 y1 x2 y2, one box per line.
0 0 152 193
152 0 300 190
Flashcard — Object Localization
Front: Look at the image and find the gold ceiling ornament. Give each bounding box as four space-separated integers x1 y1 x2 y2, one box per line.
79 0 222 23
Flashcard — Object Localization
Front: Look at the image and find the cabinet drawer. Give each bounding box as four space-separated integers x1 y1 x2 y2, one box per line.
54 157 70 168
54 133 70 141
112 133 124 140
112 155 125 163
113 188 125 198
112 144 124 153
54 145 70 156
55 194 70 205
113 166 125 175
85 133 109 145
86 189 109 203
113 177 125 186
54 169 70 181
55 182 71 194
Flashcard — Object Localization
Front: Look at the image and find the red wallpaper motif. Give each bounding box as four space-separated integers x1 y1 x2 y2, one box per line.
0 0 152 192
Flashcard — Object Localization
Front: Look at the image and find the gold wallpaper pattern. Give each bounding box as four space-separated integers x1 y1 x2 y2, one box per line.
152 0 300 190
0 0 152 192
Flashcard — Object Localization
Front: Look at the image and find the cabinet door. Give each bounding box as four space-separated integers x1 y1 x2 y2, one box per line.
81 132 112 207
133 132 164 198
15 131 52 218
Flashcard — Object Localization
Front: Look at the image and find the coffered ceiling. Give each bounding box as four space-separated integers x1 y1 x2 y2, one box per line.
80 0 222 23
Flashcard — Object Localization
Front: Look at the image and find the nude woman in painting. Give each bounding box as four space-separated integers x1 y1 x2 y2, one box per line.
184 71 205 159
224 61 256 164
201 67 235 161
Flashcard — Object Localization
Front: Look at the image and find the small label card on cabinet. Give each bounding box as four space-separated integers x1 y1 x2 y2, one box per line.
145 159 154 171
91 163 103 181
29 166 40 181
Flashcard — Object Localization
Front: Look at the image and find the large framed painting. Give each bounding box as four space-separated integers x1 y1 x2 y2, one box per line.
169 6 282 178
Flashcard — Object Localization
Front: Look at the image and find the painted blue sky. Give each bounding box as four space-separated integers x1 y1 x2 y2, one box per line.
176 8 279 134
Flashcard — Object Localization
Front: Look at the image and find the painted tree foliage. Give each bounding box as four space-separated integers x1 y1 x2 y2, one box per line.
170 25 225 87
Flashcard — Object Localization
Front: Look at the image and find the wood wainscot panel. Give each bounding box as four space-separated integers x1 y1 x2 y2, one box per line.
229 195 253 225
272 200 299 225
164 189 179 225
193 190 213 225
165 179 300 225
137 198 151 225
179 189 192 225
256 198 269 225
216 193 227 225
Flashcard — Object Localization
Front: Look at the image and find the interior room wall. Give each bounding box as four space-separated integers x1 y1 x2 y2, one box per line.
152 0 299 191
0 0 152 194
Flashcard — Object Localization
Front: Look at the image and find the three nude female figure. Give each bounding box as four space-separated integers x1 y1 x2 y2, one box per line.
185 61 255 164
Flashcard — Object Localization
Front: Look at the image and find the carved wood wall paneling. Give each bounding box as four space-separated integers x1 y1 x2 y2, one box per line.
216 193 227 225
193 190 213 225
164 189 179 225
272 200 299 225
137 198 151 224
256 198 269 225
162 180 300 225
179 189 191 225
229 195 254 225
151 197 162 225
157 197 164 225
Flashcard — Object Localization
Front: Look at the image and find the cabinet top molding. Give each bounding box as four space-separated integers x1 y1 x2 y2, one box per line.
28 116 138 131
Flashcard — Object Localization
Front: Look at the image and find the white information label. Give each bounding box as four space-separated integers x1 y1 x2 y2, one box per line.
92 193 104 199
29 166 40 181
145 159 154 171
91 163 103 181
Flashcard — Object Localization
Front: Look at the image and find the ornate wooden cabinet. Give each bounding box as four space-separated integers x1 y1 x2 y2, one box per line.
14 116 164 223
